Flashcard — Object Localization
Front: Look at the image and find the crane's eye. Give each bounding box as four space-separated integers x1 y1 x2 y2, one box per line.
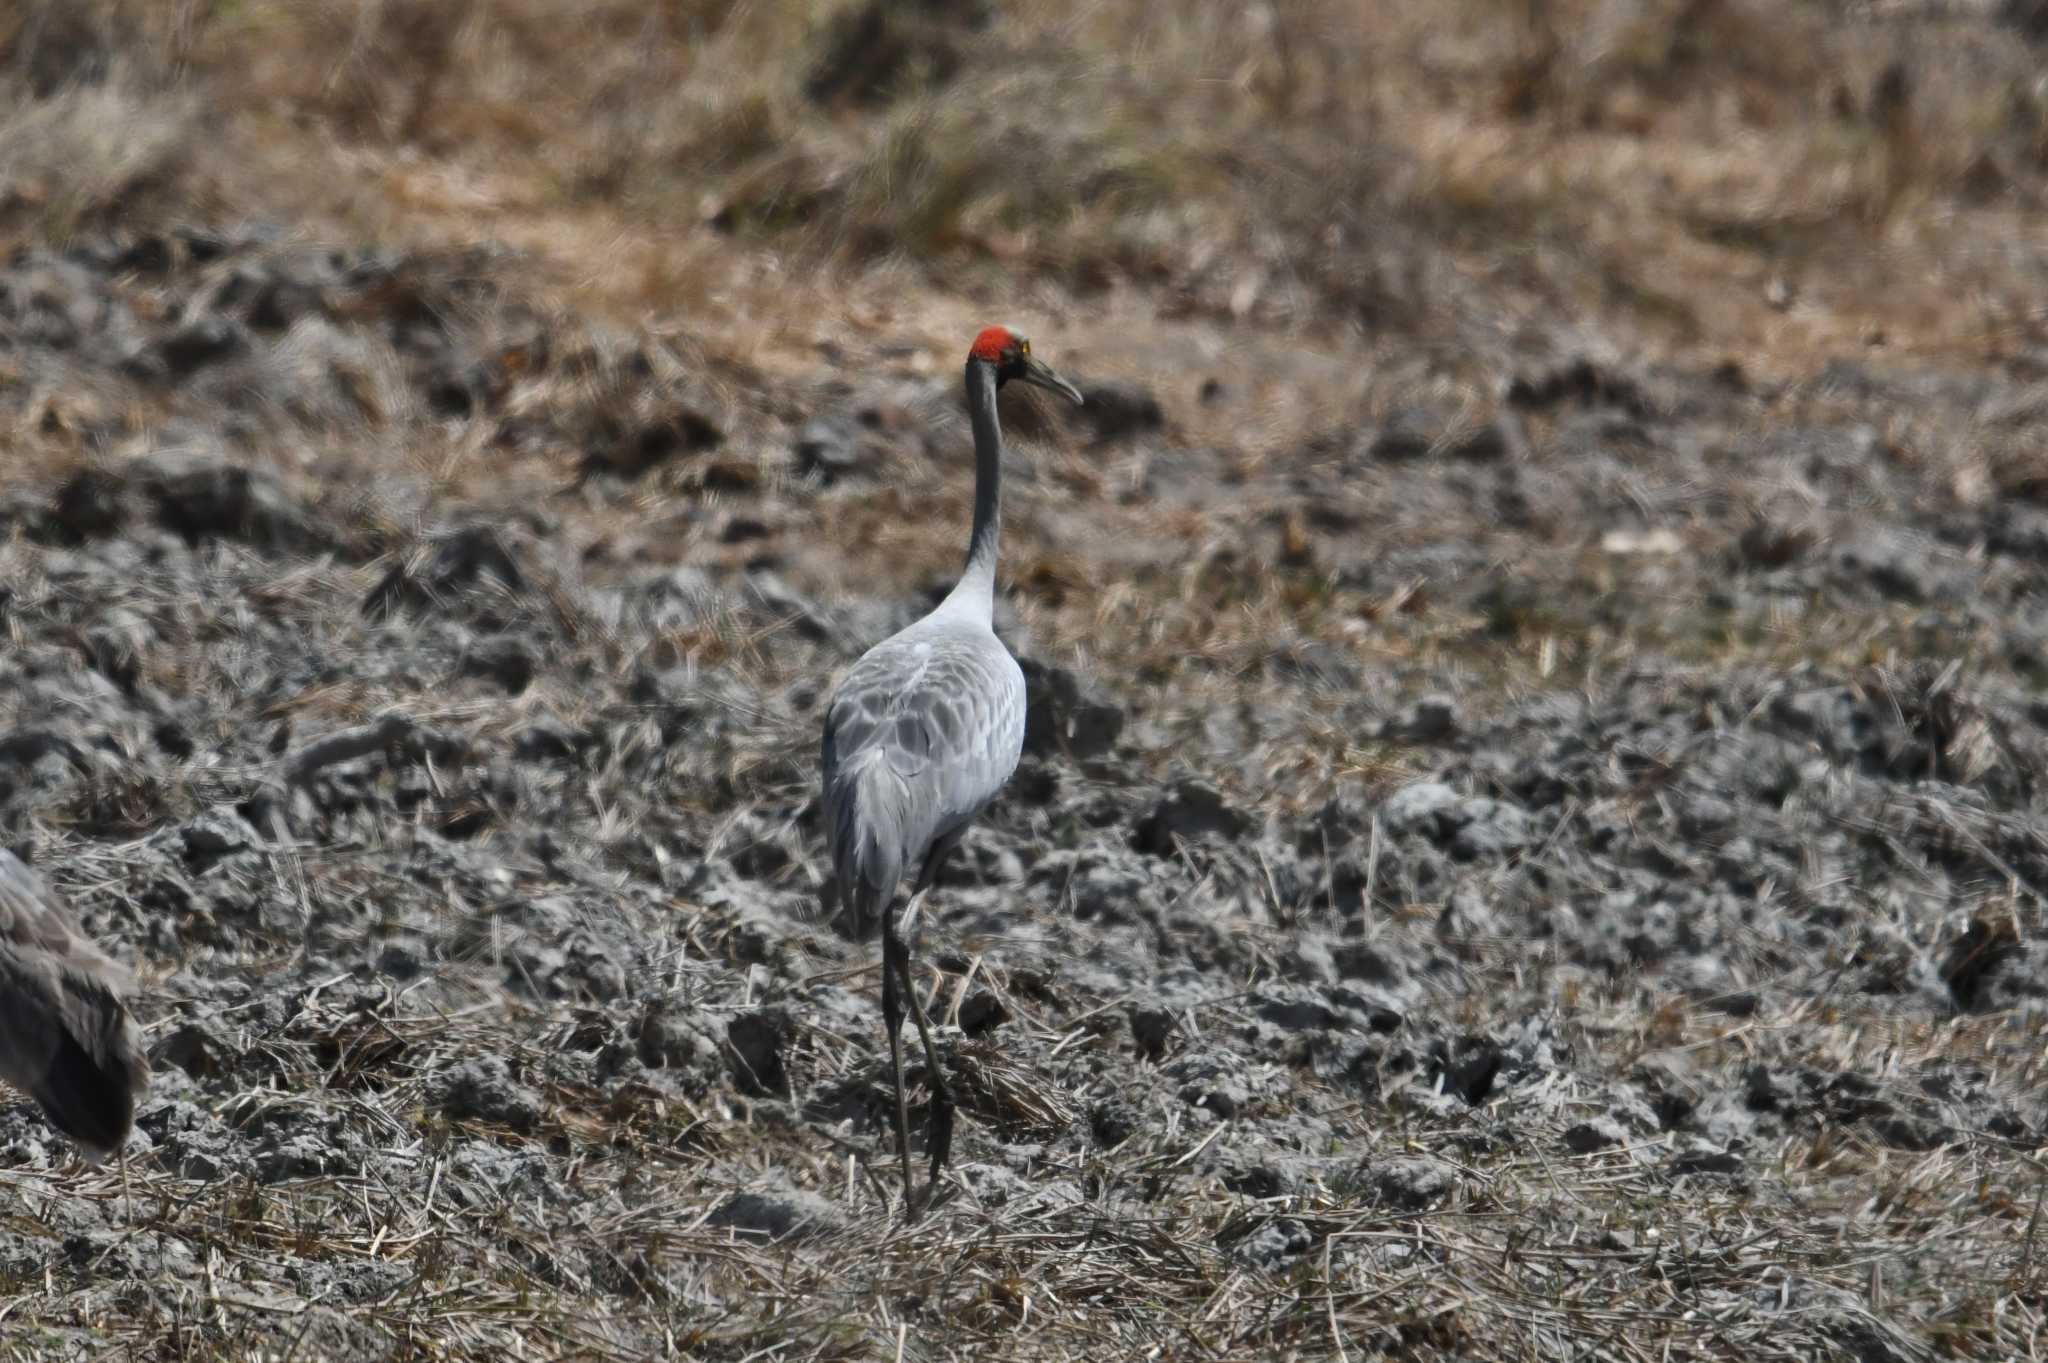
1019 339 1031 357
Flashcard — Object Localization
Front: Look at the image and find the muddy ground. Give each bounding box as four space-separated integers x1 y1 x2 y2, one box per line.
5 3 2048 1361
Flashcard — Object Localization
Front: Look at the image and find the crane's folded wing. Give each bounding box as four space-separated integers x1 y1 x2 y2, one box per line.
823 629 1025 896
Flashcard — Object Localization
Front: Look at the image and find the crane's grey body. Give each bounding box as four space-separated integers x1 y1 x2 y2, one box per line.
822 607 1026 936
0 848 149 1162
820 332 1080 1208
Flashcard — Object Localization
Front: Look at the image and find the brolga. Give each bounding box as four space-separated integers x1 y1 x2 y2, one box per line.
821 325 1082 1207
0 848 149 1163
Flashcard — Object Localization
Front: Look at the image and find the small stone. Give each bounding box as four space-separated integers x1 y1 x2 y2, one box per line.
707 1187 847 1243
1370 1157 1455 1210
1562 1117 1629 1154
178 814 248 865
1229 1217 1313 1269
1379 781 1462 834
433 1057 542 1132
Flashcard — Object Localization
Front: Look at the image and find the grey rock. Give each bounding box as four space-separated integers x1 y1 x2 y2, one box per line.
1368 1157 1455 1210
707 1187 847 1243
1380 781 1462 833
433 1057 542 1132
257 1133 340 1183
1229 1217 1314 1269
1562 1117 1629 1154
1381 781 1531 860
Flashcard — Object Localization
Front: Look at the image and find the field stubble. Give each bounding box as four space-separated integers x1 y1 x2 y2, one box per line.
3 1 2048 1359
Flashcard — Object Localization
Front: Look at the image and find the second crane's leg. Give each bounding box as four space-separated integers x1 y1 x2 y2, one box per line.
894 888 956 1191
880 924 914 1206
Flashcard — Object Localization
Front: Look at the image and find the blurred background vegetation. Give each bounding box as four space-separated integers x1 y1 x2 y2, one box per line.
11 0 2048 385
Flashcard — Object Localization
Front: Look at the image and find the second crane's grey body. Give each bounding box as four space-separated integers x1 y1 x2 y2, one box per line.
822 607 1025 934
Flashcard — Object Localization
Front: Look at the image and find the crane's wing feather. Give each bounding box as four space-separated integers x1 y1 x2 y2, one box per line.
0 850 150 1160
821 621 1025 928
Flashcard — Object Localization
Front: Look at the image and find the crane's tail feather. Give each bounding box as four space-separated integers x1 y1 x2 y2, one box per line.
827 762 907 939
27 973 150 1163
0 849 150 1160
31 1027 145 1163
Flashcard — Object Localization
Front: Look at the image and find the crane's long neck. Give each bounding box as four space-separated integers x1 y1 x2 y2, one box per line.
946 359 1004 618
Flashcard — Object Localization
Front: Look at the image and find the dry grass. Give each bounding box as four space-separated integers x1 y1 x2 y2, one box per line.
3 911 2043 1361
11 0 2047 376
0 0 198 244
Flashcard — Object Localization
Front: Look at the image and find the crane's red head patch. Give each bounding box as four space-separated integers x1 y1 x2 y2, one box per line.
968 325 1025 364
964 325 1083 404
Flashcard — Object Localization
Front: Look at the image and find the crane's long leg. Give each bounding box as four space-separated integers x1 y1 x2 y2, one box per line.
879 924 914 1207
892 888 956 1194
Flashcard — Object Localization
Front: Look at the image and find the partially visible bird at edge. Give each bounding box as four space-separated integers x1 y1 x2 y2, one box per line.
0 847 150 1163
820 325 1083 1210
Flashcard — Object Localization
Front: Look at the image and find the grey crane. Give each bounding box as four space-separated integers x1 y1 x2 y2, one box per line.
821 324 1083 1206
0 848 149 1162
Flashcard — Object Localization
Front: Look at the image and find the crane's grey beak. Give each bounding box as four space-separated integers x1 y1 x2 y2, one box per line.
1021 355 1084 405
